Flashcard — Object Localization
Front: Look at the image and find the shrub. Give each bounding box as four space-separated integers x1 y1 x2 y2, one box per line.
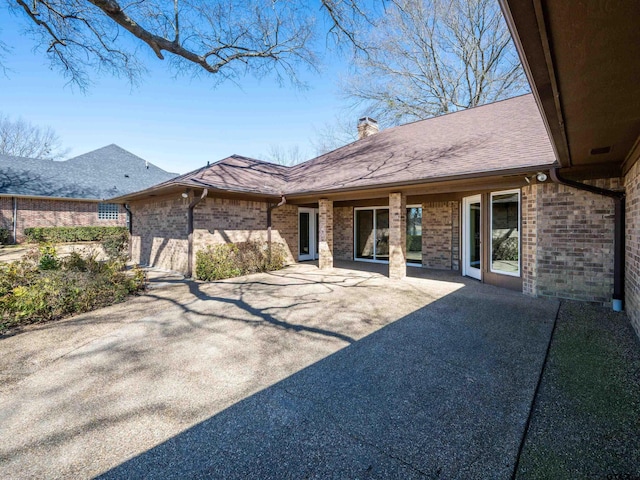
101 229 130 262
0 228 11 245
196 241 286 281
0 248 146 333
23 226 128 244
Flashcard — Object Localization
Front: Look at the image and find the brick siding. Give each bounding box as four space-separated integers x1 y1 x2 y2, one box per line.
334 206 354 260
130 193 189 273
130 193 297 274
193 198 296 269
522 185 538 295
389 193 407 279
421 201 460 270
625 159 640 336
525 179 620 304
0 196 125 242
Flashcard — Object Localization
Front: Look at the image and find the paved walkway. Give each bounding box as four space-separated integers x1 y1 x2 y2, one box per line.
1 263 559 478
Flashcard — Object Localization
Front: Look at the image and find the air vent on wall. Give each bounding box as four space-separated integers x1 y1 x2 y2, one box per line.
590 146 611 155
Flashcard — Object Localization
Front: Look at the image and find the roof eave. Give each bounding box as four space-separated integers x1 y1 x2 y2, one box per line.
284 162 558 199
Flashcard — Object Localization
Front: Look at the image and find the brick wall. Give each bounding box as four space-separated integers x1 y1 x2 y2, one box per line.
525 179 620 304
334 206 354 260
625 159 640 336
0 197 12 232
422 201 460 270
193 197 297 268
0 196 126 242
522 185 538 295
130 193 189 273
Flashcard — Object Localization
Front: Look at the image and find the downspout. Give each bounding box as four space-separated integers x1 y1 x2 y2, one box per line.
549 167 625 311
123 204 133 235
12 197 17 244
187 189 208 278
267 196 287 262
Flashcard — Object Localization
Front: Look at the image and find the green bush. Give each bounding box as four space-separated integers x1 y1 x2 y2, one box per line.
38 244 59 270
0 227 11 245
101 229 130 262
0 247 146 333
23 226 128 244
196 241 286 281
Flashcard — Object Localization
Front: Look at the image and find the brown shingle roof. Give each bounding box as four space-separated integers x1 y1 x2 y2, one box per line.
111 94 555 202
285 94 555 194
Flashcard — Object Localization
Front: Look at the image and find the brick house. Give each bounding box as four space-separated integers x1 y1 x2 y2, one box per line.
496 0 640 335
113 94 630 322
0 144 177 242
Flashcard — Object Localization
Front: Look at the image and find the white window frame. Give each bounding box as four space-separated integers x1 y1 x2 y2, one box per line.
406 205 423 265
353 205 422 265
98 203 119 220
489 189 521 277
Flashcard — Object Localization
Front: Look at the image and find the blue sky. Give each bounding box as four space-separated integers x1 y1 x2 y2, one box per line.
0 9 353 174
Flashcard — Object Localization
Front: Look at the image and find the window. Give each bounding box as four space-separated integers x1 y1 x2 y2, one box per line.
98 203 119 220
354 206 422 264
490 190 520 276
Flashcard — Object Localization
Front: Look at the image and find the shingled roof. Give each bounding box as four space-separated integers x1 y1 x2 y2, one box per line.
0 144 177 200
111 94 556 202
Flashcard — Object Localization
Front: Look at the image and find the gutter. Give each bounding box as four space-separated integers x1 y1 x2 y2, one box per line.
549 167 625 311
267 196 287 262
123 204 133 235
186 189 208 278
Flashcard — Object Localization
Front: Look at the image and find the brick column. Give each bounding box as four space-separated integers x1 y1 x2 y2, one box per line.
389 192 406 279
319 198 334 269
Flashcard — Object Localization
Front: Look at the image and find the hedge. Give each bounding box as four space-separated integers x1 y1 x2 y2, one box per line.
0 228 10 245
23 226 128 244
196 241 287 281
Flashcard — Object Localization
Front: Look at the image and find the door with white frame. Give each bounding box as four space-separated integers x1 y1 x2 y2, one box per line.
298 208 319 261
462 195 482 280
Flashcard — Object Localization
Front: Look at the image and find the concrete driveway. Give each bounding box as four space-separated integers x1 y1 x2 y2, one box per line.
0 262 558 479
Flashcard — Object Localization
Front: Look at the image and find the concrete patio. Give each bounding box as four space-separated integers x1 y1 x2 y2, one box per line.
1 262 631 478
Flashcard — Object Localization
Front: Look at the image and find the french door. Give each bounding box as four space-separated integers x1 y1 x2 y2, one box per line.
462 195 482 280
298 208 319 261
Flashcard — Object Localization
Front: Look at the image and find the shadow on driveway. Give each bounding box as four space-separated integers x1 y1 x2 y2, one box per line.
97 275 558 479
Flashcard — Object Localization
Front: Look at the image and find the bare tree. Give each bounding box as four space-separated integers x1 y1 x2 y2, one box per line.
5 0 373 89
343 0 528 125
0 113 69 160
261 144 308 166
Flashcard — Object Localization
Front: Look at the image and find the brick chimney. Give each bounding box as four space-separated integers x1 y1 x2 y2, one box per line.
358 117 379 140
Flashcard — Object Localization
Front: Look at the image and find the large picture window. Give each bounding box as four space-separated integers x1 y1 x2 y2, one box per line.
490 190 520 276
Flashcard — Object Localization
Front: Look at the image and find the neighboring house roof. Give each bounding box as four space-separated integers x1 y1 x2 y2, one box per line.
0 144 177 200
112 94 557 202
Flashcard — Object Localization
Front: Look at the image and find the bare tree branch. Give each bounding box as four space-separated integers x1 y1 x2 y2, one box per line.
0 113 70 160
8 0 330 89
343 0 529 126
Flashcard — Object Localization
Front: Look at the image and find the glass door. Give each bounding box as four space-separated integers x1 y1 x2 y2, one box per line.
355 208 389 262
298 208 318 261
463 195 482 280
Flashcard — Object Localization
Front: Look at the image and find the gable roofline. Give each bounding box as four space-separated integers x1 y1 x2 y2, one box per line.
0 144 177 200
109 94 556 202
